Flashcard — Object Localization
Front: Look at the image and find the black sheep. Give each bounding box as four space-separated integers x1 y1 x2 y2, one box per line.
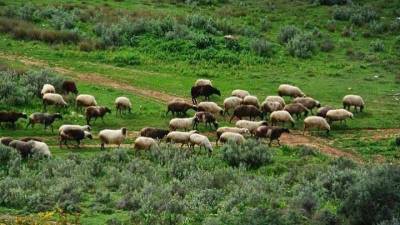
254 126 290 146
0 112 27 129
9 140 33 158
0 137 14 146
316 106 333 118
59 128 93 148
230 105 263 122
62 80 78 94
140 127 170 140
26 113 63 133
191 85 221 104
166 101 197 116
85 106 111 125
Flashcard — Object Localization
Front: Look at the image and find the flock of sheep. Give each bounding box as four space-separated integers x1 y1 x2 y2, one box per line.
0 78 365 158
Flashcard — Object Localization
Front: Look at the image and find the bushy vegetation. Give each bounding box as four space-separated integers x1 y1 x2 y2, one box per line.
287 33 317 58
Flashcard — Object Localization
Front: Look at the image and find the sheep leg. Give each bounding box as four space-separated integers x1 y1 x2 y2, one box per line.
51 125 54 134
277 139 281 146
100 143 105 150
268 139 273 147
76 140 81 148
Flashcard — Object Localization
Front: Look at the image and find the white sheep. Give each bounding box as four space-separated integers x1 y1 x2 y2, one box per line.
197 102 224 115
98 127 127 149
261 100 284 116
326 109 353 123
342 95 365 112
41 84 55 96
270 110 295 127
76 94 97 108
59 124 91 133
216 127 249 139
278 84 305 98
243 95 260 108
235 120 268 133
195 79 212 87
223 96 243 115
189 133 213 153
169 117 199 131
166 130 198 148
134 137 158 150
231 89 250 99
218 132 245 145
265 96 286 107
304 116 330 134
28 140 51 157
42 93 68 110
115 96 132 115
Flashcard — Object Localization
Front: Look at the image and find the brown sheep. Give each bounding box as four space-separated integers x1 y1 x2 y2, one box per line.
194 111 219 129
254 126 290 146
0 137 14 146
0 112 27 129
284 103 309 119
316 106 333 118
293 97 321 114
140 127 170 140
230 105 263 122
166 101 197 116
85 106 111 125
9 140 33 158
26 113 63 133
59 128 93 148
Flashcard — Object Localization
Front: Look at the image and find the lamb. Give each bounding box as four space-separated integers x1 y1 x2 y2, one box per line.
0 112 27 128
254 126 290 146
261 100 284 118
231 89 250 99
42 93 68 111
278 84 305 98
166 130 198 148
195 79 212 87
62 80 78 95
134 137 158 150
325 109 353 124
189 133 213 154
9 140 33 158
59 128 93 148
139 127 169 140
41 84 55 96
59 124 91 133
191 85 221 104
99 128 128 150
284 103 309 119
29 140 51 157
76 94 97 110
342 95 365 112
169 117 199 131
26 112 63 133
243 95 260 108
235 120 268 134
303 116 330 134
316 106 333 118
166 101 197 116
0 137 13 146
223 96 243 115
194 111 218 129
264 96 286 107
293 97 321 114
270 110 295 127
197 102 224 115
217 132 245 145
216 127 249 139
230 105 263 122
85 106 112 125
115 97 132 115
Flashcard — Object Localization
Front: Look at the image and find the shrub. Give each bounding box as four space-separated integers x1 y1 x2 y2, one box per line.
278 25 301 44
17 3 38 21
332 6 351 21
287 33 317 58
325 19 337 32
350 6 378 26
0 144 20 166
107 53 141 66
250 39 275 57
368 21 388 35
194 34 216 49
378 218 400 225
370 40 385 52
316 0 348 5
260 17 271 32
186 14 219 34
341 25 356 38
78 40 95 52
21 69 65 97
50 9 77 30
389 19 400 33
225 38 241 51
320 39 335 52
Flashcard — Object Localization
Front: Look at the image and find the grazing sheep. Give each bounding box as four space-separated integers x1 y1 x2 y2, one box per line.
194 111 218 129
230 105 263 122
195 79 213 87
41 84 55 96
284 103 309 119
265 96 286 107
223 96 243 115
42 93 68 111
166 101 197 116
191 85 221 104
169 117 199 131
19 137 43 142
0 137 13 146
189 133 213 154
293 97 321 114
134 137 158 150
235 120 268 134
59 128 93 148
0 112 27 128
9 140 33 158
62 81 78 95
85 106 111 125
115 97 132 115
197 102 224 116
343 95 364 112
99 128 128 150
243 95 260 108
59 124 91 133
231 89 250 99
261 100 284 118
326 109 353 124
255 126 290 146
216 127 250 139
278 84 305 98
316 106 333 118
270 110 295 127
29 140 51 157
26 113 63 133
304 116 330 134
217 132 245 145
76 94 97 109
139 127 169 140
166 130 198 148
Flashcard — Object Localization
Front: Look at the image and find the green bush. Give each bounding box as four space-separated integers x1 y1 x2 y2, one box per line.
194 34 216 49
368 21 388 35
250 39 275 57
320 38 335 52
16 3 38 21
332 6 351 21
350 6 378 26
287 33 317 58
316 0 348 5
107 53 141 66
370 39 385 52
378 218 400 225
278 25 301 44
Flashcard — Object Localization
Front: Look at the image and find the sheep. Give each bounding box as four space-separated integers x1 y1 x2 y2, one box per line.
42 93 68 111
9 140 33 158
29 140 51 157
115 97 132 115
134 137 158 150
217 132 245 146
62 80 78 95
194 111 218 129
59 124 91 133
59 128 93 148
166 130 198 148
264 96 286 107
76 94 97 110
284 103 309 119
26 113 63 133
189 133 213 154
195 79 212 87
293 97 321 114
278 84 305 98
304 116 330 134
230 105 263 122
197 102 224 116
0 137 13 146
342 95 365 112
235 120 268 134
191 85 221 104
223 96 243 115
270 110 295 127
139 127 169 140
261 100 284 118
243 95 260 108
254 126 290 146
325 109 353 124
166 101 197 116
216 127 249 140
99 128 128 150
316 106 333 118
231 89 250 99
169 116 199 131
0 112 27 129
85 106 111 125
41 84 55 96
19 137 43 142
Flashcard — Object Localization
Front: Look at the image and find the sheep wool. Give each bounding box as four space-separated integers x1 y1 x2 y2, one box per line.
115 97 132 109
270 110 295 126
231 89 250 99
43 93 68 106
197 102 223 115
235 120 268 133
218 132 245 145
243 95 260 108
223 96 243 113
326 109 353 122
134 137 158 150
304 116 330 134
189 133 213 153
169 117 198 131
166 130 198 146
195 79 212 87
99 128 127 149
41 84 56 95
264 96 286 107
76 94 97 107
29 140 51 157
342 95 365 112
278 84 305 98
59 124 91 133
